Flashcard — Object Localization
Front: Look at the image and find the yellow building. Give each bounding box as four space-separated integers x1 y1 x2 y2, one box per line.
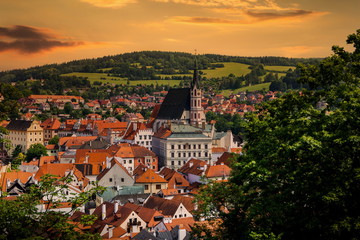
5 120 44 153
134 168 168 194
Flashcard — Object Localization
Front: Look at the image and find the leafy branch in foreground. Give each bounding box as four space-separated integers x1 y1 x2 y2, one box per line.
0 174 104 240
193 29 360 240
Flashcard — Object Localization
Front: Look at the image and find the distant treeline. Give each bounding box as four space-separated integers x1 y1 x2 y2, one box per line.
0 51 321 82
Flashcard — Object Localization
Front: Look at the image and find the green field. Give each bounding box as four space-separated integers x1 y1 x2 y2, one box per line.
202 62 252 78
264 66 295 72
63 62 293 88
61 72 181 86
221 82 271 96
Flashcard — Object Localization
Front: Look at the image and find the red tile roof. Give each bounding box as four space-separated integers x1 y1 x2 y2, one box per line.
204 164 231 178
135 169 167 183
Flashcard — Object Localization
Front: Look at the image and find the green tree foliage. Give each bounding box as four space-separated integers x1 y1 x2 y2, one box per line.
11 152 25 170
0 174 103 239
26 143 48 162
48 135 60 145
11 145 22 159
194 30 360 239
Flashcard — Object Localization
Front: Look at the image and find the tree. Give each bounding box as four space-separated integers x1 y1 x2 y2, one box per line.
0 174 103 239
0 126 11 151
26 143 48 162
194 30 360 239
11 152 25 170
48 135 60 145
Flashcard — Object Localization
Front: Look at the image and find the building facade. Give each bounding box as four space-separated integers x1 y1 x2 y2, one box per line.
5 120 44 153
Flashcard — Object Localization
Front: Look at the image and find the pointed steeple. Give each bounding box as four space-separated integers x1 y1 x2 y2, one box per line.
191 54 200 89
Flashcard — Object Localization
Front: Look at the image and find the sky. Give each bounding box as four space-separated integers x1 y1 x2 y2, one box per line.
0 0 359 71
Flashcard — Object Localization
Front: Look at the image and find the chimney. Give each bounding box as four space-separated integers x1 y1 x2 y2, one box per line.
102 204 106 220
108 225 113 238
106 157 111 169
189 162 193 168
178 228 187 240
85 155 89 163
114 201 119 213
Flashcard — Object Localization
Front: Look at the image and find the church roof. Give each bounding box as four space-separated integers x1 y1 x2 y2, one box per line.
156 88 191 120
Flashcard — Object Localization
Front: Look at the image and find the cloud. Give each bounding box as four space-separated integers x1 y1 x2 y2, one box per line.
171 16 243 25
246 9 314 20
79 0 136 8
159 0 327 25
0 25 83 54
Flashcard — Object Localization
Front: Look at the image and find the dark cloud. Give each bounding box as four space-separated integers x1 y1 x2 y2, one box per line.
246 9 313 20
174 17 239 24
0 25 83 54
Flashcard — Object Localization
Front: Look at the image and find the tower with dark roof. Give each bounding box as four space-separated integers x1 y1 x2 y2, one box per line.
152 61 205 132
190 60 205 126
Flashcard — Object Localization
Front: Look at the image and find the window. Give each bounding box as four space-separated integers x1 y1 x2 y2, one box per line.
171 145 174 149
198 144 201 149
129 160 132 164
124 160 127 164
156 184 161 190
205 144 208 149
198 152 201 157
145 185 149 190
178 145 181 149
171 161 174 166
178 153 181 157
183 153 186 157
109 178 113 182
121 178 124 182
171 153 174 158
205 152 208 157
178 161 181 165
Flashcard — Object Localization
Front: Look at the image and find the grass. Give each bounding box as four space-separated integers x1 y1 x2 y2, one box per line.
221 82 271 96
202 62 252 78
63 62 294 88
264 66 295 72
61 72 181 86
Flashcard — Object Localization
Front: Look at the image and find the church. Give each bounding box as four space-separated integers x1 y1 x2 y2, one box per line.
151 61 237 169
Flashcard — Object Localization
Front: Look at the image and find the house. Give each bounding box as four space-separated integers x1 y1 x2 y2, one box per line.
178 159 208 184
0 170 35 196
122 113 145 123
204 164 231 182
121 122 154 150
40 118 61 145
143 196 193 220
34 163 90 196
152 124 213 169
91 201 147 237
96 158 135 188
134 168 168 194
113 143 158 174
5 119 44 153
122 202 164 231
159 167 190 191
27 95 84 104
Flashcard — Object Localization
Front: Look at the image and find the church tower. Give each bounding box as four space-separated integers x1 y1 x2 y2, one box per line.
190 59 205 127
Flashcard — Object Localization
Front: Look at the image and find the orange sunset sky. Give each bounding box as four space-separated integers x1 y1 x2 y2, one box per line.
0 0 359 71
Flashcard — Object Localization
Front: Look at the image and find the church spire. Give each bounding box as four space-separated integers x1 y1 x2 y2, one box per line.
191 51 200 89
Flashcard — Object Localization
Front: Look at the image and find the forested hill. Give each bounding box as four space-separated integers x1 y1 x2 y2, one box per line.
0 51 320 82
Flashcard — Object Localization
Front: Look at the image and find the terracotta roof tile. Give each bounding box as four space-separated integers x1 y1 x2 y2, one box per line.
205 165 231 178
135 169 167 183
